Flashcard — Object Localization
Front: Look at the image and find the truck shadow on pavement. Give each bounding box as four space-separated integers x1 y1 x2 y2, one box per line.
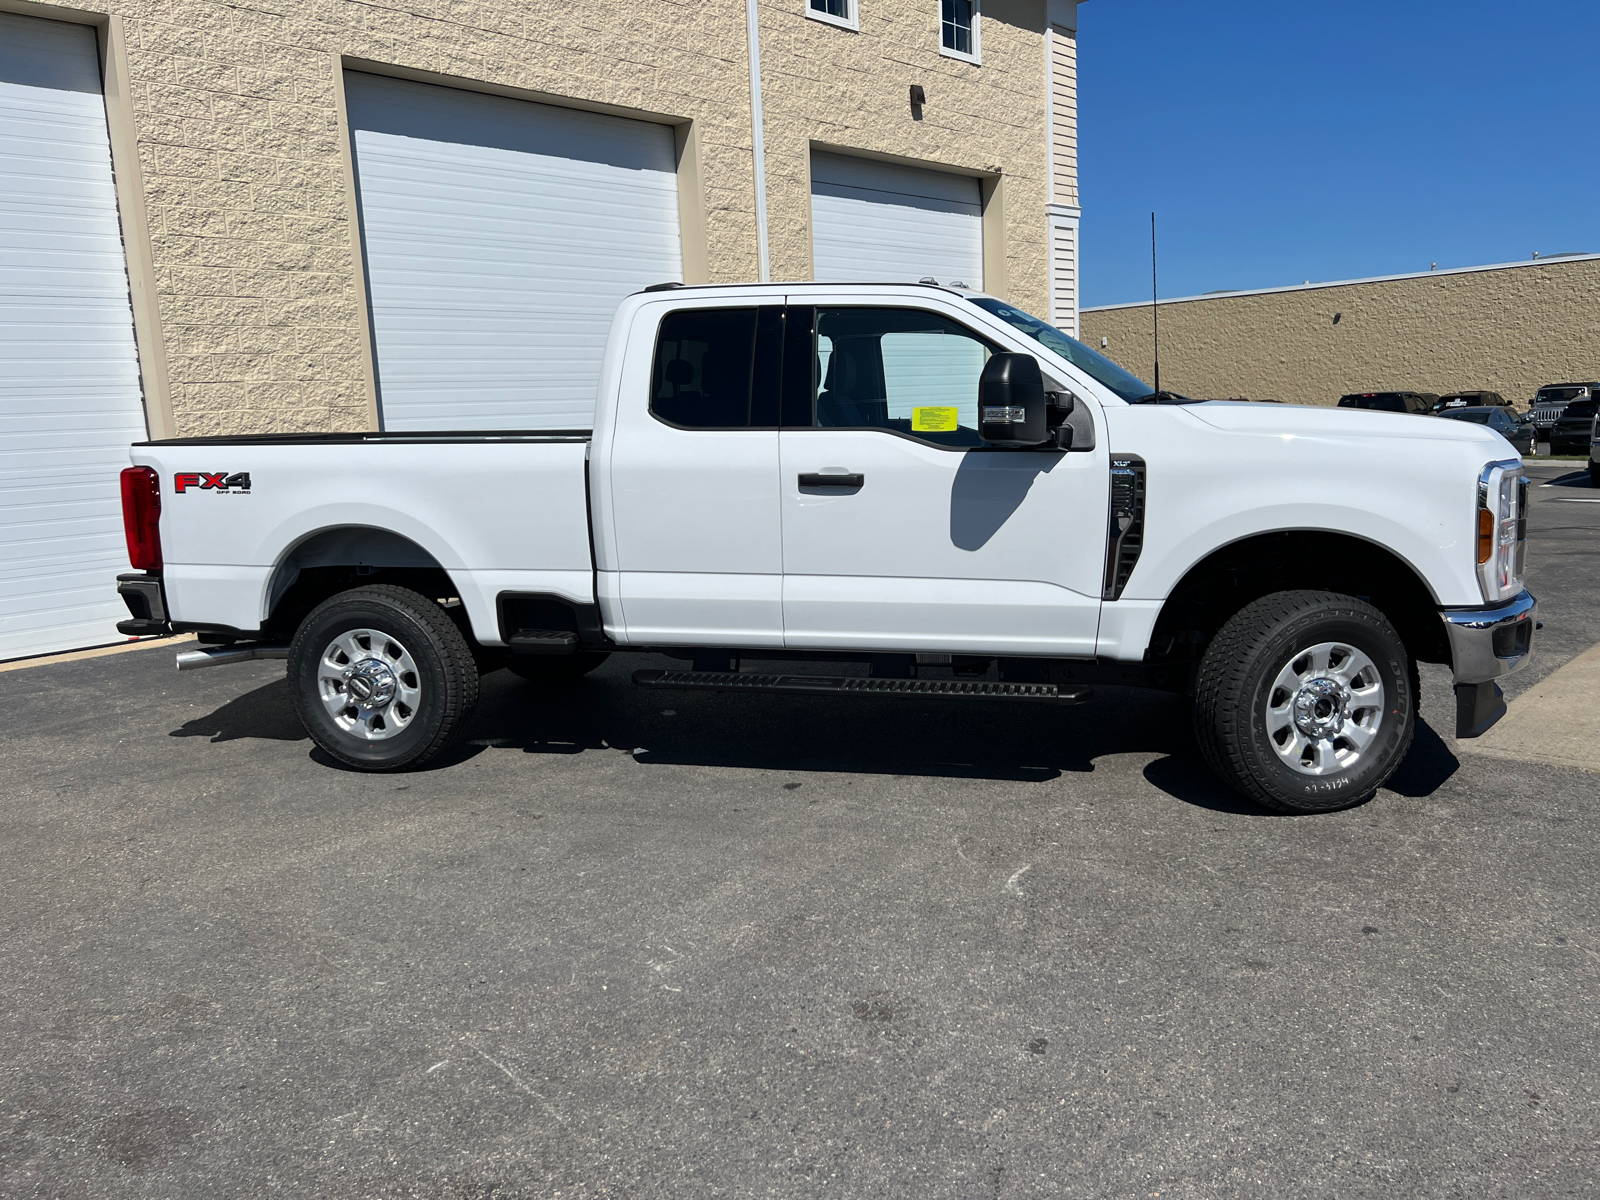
167 664 1462 813
168 676 303 742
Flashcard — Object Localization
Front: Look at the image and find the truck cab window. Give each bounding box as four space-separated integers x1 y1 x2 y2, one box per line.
810 308 994 447
650 307 783 428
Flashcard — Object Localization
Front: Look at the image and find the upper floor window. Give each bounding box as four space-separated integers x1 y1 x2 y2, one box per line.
807 0 858 32
940 0 980 63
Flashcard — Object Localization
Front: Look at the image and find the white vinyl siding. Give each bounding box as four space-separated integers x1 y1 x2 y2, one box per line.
1049 219 1078 337
0 14 147 662
345 73 683 431
1049 25 1078 206
809 151 983 286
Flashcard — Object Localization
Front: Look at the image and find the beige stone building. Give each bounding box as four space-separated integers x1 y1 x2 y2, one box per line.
0 0 1091 658
1081 254 1600 408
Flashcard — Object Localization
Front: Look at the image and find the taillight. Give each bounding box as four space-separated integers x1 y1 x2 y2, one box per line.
120 466 162 571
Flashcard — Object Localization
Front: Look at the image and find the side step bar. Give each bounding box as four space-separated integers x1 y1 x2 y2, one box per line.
176 643 291 672
633 669 1089 705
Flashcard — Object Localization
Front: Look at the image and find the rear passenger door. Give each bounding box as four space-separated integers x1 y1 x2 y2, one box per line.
603 304 787 646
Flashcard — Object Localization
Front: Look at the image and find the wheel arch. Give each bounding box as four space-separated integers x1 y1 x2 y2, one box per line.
1148 529 1450 669
264 525 460 637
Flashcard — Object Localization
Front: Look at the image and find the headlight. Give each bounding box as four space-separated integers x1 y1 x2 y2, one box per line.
1476 459 1527 603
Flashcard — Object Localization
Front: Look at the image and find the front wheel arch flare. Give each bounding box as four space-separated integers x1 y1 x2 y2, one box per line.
1147 530 1451 667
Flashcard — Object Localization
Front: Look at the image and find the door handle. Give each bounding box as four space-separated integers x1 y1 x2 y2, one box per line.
798 472 864 489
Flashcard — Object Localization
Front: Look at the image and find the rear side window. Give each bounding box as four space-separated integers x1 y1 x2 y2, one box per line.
650 307 783 428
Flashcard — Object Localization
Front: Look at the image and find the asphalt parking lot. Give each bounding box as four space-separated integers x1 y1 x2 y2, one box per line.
3 463 1597 1198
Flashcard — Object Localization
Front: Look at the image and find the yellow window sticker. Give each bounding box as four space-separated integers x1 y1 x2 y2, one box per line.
911 406 958 432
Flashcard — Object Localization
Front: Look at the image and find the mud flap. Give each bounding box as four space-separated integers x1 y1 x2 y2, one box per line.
1454 679 1507 739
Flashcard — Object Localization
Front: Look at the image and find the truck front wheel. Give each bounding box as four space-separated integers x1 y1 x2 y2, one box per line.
1193 591 1415 814
288 585 480 771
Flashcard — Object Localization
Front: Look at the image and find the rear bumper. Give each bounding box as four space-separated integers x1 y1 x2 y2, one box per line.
1440 590 1537 738
116 572 170 636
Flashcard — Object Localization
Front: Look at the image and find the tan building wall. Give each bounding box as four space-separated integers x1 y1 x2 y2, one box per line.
2 0 1074 438
1081 256 1600 407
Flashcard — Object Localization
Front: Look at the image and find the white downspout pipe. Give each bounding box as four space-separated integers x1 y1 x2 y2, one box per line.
745 0 772 281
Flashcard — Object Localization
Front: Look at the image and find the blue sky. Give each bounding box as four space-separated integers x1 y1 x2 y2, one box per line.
1076 0 1600 307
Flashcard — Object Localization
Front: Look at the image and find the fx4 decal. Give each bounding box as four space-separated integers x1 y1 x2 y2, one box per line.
175 472 251 494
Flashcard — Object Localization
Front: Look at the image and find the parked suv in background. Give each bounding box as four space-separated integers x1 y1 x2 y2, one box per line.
1338 391 1437 414
1435 390 1509 412
1532 383 1598 433
1549 398 1598 457
1438 406 1535 455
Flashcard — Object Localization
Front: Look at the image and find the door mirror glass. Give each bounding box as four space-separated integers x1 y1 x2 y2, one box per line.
978 353 1048 446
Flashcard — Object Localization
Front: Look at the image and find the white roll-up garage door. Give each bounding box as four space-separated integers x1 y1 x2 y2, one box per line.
810 151 983 286
0 14 147 662
345 73 683 431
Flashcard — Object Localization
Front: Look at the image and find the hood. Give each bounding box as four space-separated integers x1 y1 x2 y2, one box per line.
1183 400 1510 450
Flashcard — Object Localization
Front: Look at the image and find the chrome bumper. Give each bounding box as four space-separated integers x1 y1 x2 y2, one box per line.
1439 590 1537 739
1441 590 1537 685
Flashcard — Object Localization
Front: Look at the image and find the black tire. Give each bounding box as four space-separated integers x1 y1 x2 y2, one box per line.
1590 463 1598 488
289 584 480 771
504 652 610 684
1193 590 1415 814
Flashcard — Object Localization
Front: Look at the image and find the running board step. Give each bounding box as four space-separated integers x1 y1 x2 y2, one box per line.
632 670 1089 704
508 629 579 654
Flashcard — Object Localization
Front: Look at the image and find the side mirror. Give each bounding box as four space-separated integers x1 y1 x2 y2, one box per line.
978 353 1048 446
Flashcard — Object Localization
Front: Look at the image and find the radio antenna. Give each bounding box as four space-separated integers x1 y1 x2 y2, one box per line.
1150 211 1161 395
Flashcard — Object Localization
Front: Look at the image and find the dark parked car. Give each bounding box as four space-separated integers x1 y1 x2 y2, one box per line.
1549 398 1598 456
1338 391 1437 414
1531 382 1598 433
1438 406 1535 455
1435 390 1509 412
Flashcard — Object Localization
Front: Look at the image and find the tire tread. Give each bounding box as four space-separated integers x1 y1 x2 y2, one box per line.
289 584 479 771
1193 589 1415 814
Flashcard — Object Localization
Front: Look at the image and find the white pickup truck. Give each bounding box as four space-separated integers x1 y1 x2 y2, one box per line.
115 282 1536 813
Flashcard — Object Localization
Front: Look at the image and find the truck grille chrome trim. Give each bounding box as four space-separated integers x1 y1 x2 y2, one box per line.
632 670 1089 704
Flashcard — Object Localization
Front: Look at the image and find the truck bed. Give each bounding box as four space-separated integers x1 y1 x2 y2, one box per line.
131 432 595 647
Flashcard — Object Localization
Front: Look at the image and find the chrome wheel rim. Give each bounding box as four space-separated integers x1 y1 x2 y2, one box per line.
317 628 421 741
1265 641 1385 776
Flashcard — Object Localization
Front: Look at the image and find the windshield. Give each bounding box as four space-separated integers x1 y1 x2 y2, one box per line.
1562 399 1598 418
968 298 1153 402
1538 387 1586 403
1443 410 1492 424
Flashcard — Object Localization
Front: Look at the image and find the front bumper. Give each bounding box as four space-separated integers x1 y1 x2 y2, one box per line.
1440 590 1537 738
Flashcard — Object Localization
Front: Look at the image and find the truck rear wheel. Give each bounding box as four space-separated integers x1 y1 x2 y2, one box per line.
288 585 479 771
1193 590 1415 814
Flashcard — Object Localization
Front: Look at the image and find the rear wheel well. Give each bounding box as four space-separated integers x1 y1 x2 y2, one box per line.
264 528 463 643
1148 532 1450 672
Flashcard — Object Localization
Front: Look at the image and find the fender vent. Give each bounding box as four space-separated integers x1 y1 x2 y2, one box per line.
1103 455 1146 600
